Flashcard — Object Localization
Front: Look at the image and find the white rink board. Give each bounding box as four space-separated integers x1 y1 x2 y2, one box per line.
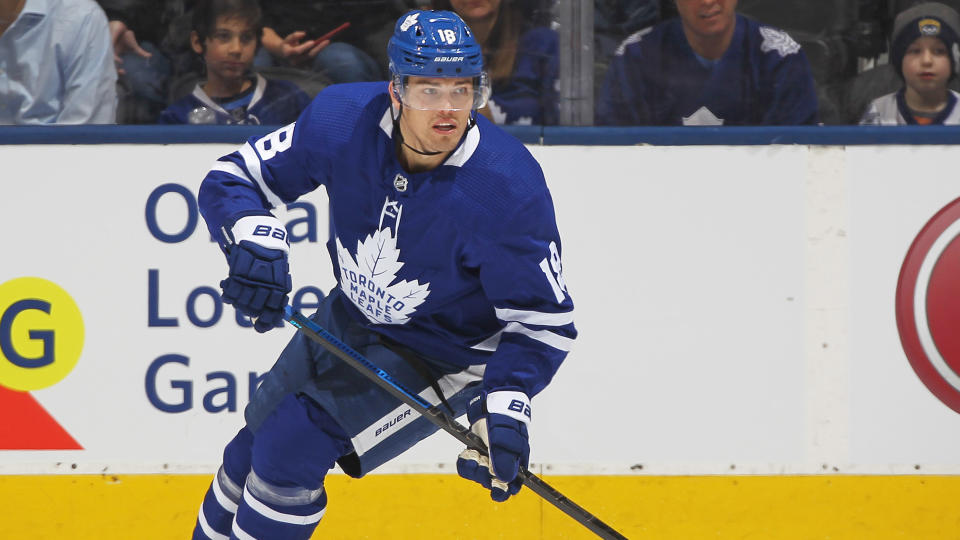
1 142 959 475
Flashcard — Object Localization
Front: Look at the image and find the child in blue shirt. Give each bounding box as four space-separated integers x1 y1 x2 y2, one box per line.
159 0 310 125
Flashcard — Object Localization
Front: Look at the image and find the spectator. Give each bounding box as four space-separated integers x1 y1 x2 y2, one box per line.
0 0 116 124
256 1 408 84
431 0 559 125
860 2 960 124
597 0 820 125
159 0 310 125
97 0 186 123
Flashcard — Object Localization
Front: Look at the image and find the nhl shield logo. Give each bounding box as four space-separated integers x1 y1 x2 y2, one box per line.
895 196 960 414
393 174 409 192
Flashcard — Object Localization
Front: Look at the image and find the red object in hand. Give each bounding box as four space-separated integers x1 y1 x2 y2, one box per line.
315 22 351 43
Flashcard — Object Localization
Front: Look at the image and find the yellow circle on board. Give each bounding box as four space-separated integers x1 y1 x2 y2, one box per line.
0 277 84 391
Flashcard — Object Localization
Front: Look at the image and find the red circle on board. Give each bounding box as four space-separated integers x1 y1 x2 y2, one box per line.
895 196 960 415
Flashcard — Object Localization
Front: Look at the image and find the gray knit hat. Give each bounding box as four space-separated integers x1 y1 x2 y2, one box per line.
891 2 960 79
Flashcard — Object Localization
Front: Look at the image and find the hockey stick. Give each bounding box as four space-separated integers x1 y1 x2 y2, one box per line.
283 306 629 540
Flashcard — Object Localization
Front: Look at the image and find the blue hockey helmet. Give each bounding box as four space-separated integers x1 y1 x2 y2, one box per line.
388 10 491 110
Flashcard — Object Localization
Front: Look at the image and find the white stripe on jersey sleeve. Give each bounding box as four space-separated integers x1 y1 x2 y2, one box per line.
209 159 254 184
495 307 574 327
470 329 502 352
238 142 284 208
502 322 574 352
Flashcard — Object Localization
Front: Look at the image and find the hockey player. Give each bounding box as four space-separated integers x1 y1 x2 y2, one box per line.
860 2 960 126
159 0 310 125
431 0 560 125
191 9 576 540
597 0 820 126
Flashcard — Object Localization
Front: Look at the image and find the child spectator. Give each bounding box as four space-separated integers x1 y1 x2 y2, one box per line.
860 2 960 125
431 0 559 125
159 0 310 125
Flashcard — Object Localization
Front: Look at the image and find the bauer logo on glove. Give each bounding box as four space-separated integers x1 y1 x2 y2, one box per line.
456 390 531 502
219 214 293 333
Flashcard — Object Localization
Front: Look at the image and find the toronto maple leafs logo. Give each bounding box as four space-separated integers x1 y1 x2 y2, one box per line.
400 12 419 32
759 27 800 57
336 198 431 324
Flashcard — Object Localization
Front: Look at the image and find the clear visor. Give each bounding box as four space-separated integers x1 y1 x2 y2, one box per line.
395 74 491 111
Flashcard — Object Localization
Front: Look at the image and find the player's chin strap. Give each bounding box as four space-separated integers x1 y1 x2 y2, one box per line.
392 105 477 157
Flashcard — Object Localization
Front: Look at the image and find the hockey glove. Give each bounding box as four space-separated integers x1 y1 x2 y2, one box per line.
220 215 292 333
456 390 531 502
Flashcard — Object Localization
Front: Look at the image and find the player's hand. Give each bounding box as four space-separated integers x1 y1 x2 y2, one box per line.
456 390 531 502
220 216 292 333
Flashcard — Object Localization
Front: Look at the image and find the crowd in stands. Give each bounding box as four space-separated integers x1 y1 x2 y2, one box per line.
1 0 958 126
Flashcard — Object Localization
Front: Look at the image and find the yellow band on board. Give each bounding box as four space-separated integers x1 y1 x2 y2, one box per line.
0 474 957 539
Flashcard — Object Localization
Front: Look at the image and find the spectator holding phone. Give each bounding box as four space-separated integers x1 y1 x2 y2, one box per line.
159 0 310 124
257 1 407 83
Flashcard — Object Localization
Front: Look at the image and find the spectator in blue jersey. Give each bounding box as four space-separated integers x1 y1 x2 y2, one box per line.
190 10 576 539
860 2 960 125
159 0 310 125
597 0 820 125
0 0 116 124
431 0 559 125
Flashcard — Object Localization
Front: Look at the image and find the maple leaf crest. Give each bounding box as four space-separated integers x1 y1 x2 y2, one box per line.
759 27 800 57
336 229 431 325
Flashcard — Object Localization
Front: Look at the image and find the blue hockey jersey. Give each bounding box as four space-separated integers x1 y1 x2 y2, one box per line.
486 26 559 126
198 82 576 398
597 14 819 126
159 74 310 125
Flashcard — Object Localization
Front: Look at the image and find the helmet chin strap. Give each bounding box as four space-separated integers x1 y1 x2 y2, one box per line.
392 105 477 157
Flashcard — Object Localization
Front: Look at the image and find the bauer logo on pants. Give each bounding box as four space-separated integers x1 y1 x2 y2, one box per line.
0 277 84 391
896 197 960 414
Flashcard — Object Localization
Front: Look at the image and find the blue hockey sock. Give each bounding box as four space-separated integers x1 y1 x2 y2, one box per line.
193 466 245 539
230 471 327 540
194 428 254 539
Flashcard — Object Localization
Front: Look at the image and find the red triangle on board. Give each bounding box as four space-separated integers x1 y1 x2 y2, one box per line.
0 385 83 450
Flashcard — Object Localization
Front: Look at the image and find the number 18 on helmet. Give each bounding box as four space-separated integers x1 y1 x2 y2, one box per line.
388 10 491 111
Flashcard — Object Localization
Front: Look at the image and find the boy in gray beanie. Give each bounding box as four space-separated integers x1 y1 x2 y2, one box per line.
860 2 960 124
